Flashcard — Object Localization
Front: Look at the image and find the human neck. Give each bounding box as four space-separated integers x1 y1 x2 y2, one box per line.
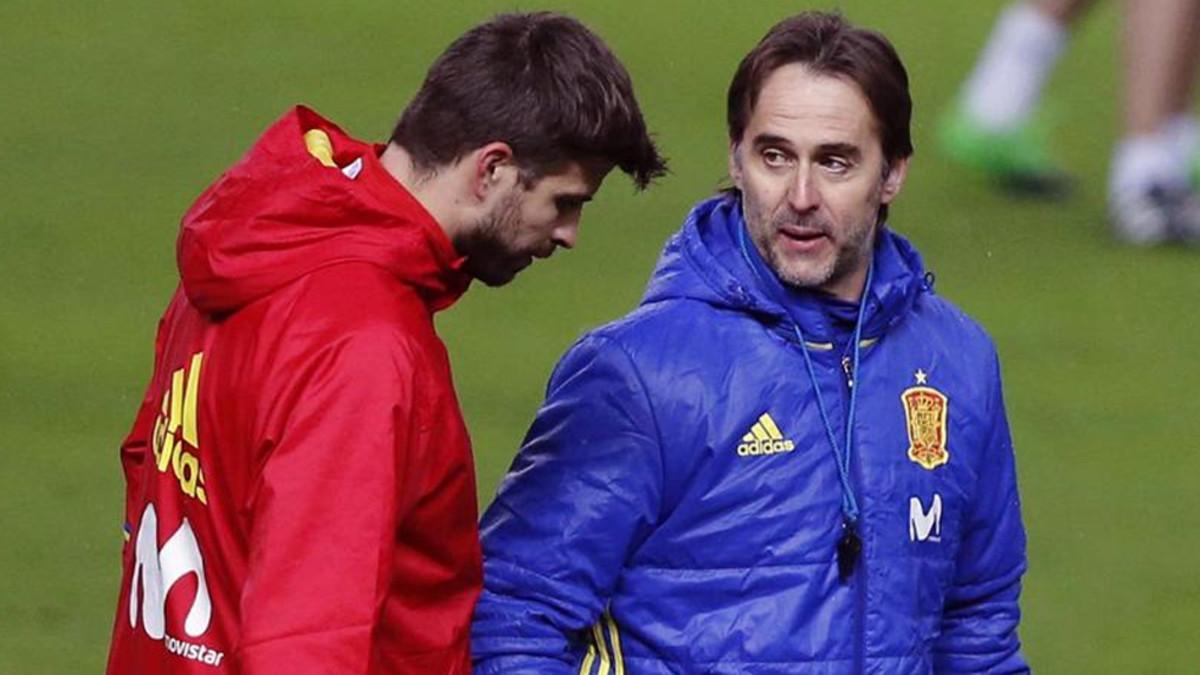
820 267 869 303
379 142 468 242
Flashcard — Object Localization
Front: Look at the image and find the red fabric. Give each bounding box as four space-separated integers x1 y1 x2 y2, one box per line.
107 107 479 675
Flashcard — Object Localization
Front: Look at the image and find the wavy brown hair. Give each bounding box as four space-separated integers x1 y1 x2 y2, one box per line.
392 12 667 189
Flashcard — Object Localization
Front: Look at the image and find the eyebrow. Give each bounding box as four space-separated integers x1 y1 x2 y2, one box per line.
751 133 794 151
815 142 862 160
750 134 863 160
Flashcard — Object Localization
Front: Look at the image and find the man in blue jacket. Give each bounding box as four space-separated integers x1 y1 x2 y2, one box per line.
474 12 1029 674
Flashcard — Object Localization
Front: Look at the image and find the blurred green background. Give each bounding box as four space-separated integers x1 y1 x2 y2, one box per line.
3 0 1198 671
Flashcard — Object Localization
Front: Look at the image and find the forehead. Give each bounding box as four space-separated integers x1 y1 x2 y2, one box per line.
747 63 879 148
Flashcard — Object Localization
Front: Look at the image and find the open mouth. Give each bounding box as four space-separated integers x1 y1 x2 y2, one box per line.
778 226 829 251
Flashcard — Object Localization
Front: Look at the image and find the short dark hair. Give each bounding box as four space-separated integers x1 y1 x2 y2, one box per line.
727 12 913 166
391 12 667 189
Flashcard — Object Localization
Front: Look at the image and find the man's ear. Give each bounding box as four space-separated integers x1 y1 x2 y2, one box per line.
472 142 518 201
880 156 910 204
728 143 744 190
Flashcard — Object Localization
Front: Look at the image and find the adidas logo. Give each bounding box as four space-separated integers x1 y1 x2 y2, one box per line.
736 413 796 456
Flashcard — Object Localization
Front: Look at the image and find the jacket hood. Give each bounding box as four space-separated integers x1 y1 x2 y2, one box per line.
177 106 469 315
641 194 928 341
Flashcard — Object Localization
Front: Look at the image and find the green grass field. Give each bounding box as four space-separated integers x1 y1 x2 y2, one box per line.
3 1 1199 671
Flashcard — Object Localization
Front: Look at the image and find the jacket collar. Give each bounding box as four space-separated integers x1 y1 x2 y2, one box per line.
641 194 928 343
178 106 470 315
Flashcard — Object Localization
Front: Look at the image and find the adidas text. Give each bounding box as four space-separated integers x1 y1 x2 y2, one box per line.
737 438 796 456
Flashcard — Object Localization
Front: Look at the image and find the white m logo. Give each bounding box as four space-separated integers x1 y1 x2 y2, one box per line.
909 494 943 542
129 503 212 638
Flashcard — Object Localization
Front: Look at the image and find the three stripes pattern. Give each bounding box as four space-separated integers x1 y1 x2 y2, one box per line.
742 413 785 443
579 613 625 675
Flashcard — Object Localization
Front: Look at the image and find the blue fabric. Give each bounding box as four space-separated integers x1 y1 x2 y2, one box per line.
733 208 870 529
473 194 1029 674
730 206 860 349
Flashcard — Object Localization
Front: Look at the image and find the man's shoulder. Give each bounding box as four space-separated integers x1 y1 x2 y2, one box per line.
902 291 1008 391
240 262 438 361
291 262 426 322
908 291 1000 361
552 297 748 391
586 297 727 353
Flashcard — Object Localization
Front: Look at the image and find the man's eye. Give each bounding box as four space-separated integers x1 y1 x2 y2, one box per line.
762 149 791 168
555 198 583 213
822 156 851 173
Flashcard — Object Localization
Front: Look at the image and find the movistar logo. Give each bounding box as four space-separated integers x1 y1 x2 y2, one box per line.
736 413 796 456
909 494 943 543
129 503 226 666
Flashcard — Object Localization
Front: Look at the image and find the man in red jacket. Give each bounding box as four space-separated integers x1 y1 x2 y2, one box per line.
105 12 665 675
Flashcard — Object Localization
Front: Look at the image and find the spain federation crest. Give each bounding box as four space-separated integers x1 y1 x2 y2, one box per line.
902 371 950 470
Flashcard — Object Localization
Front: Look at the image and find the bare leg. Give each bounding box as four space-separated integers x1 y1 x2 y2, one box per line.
1109 0 1200 244
1123 0 1200 134
1166 0 1200 116
1033 0 1100 24
944 0 1103 196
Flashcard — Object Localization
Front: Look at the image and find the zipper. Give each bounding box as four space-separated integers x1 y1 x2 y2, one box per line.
841 349 866 674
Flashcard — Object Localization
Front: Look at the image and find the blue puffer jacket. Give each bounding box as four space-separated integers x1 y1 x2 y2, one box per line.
473 195 1029 674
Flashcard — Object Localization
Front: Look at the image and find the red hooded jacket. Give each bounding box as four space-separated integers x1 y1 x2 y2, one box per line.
106 107 480 674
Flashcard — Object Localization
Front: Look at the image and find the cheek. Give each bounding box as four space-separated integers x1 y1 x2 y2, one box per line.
742 171 787 212
510 210 557 246
829 182 880 225
527 206 560 236
744 167 782 194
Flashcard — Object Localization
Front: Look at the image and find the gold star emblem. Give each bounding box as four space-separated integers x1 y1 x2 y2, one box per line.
914 369 928 385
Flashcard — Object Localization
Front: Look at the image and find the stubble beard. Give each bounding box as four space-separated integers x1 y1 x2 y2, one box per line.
759 212 876 291
744 189 881 294
457 190 525 287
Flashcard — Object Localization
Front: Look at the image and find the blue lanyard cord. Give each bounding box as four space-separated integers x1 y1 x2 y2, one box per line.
736 224 870 526
791 266 870 525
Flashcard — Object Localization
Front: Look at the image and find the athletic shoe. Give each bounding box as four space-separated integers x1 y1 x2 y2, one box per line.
1109 184 1200 246
938 106 1072 199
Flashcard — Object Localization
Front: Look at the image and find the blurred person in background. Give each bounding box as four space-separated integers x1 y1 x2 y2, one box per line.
105 12 664 675
474 12 1029 674
940 0 1200 245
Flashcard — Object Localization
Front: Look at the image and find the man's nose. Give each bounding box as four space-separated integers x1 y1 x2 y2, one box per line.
787 168 821 213
552 221 578 249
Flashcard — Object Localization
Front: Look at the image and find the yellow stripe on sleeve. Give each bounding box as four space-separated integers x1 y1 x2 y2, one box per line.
580 644 597 675
591 623 611 675
606 614 625 675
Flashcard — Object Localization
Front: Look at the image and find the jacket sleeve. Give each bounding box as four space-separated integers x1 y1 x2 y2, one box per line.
934 351 1030 673
473 334 663 675
235 327 421 674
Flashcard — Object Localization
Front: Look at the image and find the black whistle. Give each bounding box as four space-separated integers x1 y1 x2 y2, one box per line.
837 521 861 581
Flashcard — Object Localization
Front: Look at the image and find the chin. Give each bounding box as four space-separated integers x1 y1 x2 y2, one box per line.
477 272 516 288
473 265 522 287
467 251 534 287
770 255 832 289
776 262 836 290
